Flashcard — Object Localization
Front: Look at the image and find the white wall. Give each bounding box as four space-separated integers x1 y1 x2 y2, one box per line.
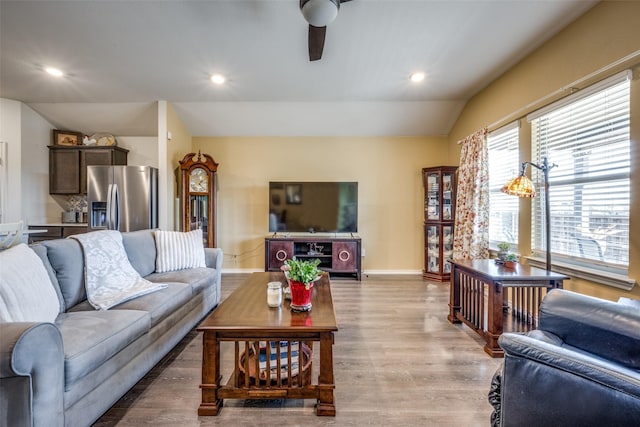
117 136 159 167
21 104 59 223
157 101 169 230
0 142 7 222
0 99 22 222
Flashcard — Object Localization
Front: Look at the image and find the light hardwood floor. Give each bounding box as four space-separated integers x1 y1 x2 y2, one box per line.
94 274 502 426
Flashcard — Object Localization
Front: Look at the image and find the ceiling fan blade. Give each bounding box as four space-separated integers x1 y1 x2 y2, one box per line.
308 25 326 61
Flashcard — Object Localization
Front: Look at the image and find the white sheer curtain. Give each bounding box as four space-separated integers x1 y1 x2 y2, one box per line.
453 128 490 259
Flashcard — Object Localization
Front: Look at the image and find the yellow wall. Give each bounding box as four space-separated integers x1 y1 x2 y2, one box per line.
193 136 449 272
448 1 640 301
166 102 192 230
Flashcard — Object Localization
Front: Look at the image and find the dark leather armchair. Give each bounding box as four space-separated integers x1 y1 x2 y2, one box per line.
489 289 640 427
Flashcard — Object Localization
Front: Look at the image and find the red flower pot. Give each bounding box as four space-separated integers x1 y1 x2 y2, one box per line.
504 261 517 269
289 280 313 312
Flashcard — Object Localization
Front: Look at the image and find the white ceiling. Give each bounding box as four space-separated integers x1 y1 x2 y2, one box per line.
0 0 598 137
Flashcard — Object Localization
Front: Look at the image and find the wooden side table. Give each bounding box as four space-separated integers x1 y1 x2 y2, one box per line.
448 259 568 357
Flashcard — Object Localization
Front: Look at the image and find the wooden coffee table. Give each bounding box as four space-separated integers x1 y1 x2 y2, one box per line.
197 272 338 416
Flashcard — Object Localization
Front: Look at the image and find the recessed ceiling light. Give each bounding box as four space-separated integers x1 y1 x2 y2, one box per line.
45 66 64 77
210 74 226 85
410 72 425 83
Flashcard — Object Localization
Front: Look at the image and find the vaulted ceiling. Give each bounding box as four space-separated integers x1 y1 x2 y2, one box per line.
0 0 598 137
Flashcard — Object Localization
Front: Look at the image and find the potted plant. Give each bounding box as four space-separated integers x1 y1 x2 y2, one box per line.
504 253 518 269
281 257 322 311
497 241 510 261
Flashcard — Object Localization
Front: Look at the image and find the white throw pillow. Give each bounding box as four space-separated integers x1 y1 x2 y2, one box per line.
72 230 167 310
154 229 206 273
0 243 60 322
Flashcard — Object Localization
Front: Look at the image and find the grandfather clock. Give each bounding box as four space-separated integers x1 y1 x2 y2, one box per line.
179 151 218 247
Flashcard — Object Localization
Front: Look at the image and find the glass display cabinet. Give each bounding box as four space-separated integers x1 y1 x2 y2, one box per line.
180 151 219 248
423 166 457 281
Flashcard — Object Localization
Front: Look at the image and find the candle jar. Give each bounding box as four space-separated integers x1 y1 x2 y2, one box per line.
267 281 283 308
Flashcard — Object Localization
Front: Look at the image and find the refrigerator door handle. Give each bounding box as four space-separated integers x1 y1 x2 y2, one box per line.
106 184 114 229
112 184 120 231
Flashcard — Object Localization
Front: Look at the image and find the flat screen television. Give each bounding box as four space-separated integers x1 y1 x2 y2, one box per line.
268 181 358 233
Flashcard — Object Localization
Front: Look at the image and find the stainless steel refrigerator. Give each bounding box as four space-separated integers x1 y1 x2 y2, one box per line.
87 166 158 232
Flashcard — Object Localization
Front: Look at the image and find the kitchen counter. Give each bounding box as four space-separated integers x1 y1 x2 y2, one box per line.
28 223 89 243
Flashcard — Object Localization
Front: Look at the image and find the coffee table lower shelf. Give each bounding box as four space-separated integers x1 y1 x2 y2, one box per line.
198 382 336 417
217 371 330 401
198 335 336 416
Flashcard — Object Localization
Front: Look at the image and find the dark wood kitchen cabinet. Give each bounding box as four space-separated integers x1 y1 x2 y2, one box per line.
48 146 128 195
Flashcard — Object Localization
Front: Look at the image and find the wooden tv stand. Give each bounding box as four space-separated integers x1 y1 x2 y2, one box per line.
265 236 361 280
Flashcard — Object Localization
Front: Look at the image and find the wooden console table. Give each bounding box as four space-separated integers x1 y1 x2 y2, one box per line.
265 236 361 280
448 259 568 357
198 272 338 416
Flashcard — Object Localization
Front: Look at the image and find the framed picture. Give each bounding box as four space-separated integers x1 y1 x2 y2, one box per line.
52 129 82 146
286 184 302 205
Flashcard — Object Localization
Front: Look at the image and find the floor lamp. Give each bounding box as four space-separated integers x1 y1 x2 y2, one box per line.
501 157 557 271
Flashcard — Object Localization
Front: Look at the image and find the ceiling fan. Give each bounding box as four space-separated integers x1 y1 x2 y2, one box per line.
300 0 353 61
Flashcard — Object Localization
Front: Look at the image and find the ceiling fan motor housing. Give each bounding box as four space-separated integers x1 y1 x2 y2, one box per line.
301 0 340 27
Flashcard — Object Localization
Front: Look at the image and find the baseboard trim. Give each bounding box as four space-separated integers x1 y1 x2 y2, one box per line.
363 270 423 275
221 268 263 274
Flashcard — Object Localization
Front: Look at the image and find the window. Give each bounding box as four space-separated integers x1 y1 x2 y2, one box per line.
528 71 631 273
488 123 520 248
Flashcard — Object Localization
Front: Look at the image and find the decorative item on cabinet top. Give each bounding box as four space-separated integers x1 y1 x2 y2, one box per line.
52 129 83 146
83 133 117 146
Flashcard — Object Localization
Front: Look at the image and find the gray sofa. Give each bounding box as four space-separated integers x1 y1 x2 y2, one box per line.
0 229 223 427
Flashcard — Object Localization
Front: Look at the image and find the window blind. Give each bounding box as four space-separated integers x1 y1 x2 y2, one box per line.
529 71 630 270
488 122 520 247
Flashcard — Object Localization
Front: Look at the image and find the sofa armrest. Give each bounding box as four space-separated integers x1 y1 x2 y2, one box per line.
539 289 640 369
500 332 640 397
204 247 223 271
498 332 640 426
1 322 65 427
204 248 223 300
